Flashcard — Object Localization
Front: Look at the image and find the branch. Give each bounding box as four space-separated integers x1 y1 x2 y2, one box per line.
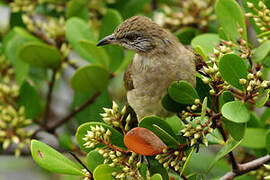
217 125 239 171
43 68 58 127
47 92 101 132
220 155 270 180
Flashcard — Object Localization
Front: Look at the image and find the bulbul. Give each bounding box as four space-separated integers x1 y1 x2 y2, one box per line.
97 16 196 120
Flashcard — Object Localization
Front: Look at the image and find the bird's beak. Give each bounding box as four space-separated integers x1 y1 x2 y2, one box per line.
96 34 117 46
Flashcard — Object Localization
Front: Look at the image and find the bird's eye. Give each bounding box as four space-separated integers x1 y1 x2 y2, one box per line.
125 34 137 41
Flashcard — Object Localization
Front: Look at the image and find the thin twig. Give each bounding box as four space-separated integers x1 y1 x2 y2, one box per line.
69 152 93 179
220 155 270 180
217 125 239 172
43 68 58 127
47 92 101 132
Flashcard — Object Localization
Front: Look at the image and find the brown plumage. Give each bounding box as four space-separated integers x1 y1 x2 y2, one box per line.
97 16 196 120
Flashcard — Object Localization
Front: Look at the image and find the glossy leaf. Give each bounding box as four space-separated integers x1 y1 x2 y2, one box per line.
180 147 194 176
66 0 88 21
4 27 39 85
148 158 169 180
208 138 242 171
215 0 247 41
30 140 83 175
151 174 163 180
161 93 187 113
139 116 176 141
72 90 111 124
168 81 199 105
70 64 110 94
221 101 250 123
153 124 179 148
79 40 110 68
248 112 264 128
165 115 185 134
194 45 207 61
93 164 120 180
65 17 96 61
265 130 270 153
99 9 124 72
241 128 267 149
252 41 270 63
219 91 234 108
175 27 200 45
18 81 41 119
219 54 248 90
86 150 105 172
76 122 126 153
255 89 270 108
223 119 246 141
201 97 207 120
18 42 61 68
111 0 150 19
191 33 220 55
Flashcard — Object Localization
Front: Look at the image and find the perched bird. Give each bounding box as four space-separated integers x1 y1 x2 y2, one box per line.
97 16 196 120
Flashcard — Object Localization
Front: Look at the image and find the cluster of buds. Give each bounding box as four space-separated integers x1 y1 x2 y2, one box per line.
82 169 91 180
0 55 14 84
9 0 36 14
240 68 269 95
97 147 146 179
179 99 202 119
249 164 270 179
154 0 216 32
82 125 111 149
155 148 187 172
200 28 250 95
0 105 33 156
181 118 212 146
0 83 19 104
245 1 270 42
100 101 131 132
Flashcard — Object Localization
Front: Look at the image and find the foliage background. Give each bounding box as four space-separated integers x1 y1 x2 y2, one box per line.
0 0 270 179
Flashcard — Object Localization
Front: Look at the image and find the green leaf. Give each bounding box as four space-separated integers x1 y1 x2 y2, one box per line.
241 128 267 149
18 42 61 68
111 0 151 19
221 101 250 123
201 97 207 120
165 115 185 134
139 116 178 147
93 164 119 180
175 27 200 45
208 138 242 171
78 40 110 68
219 91 234 109
99 9 124 72
215 0 247 41
180 147 194 176
219 54 248 90
115 50 135 74
86 150 105 173
255 89 270 108
148 158 169 180
168 81 199 105
196 77 212 105
152 124 179 148
65 17 96 61
252 41 270 63
70 64 110 94
76 122 126 153
66 0 89 21
151 174 163 180
4 27 39 85
161 93 187 113
248 112 264 128
30 140 83 175
223 119 246 141
191 33 220 56
18 81 41 119
265 130 270 153
58 133 75 151
194 45 207 61
72 90 111 124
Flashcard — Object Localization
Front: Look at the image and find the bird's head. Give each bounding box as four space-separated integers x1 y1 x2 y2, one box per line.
97 16 175 55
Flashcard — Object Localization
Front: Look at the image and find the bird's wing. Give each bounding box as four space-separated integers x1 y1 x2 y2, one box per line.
124 60 135 91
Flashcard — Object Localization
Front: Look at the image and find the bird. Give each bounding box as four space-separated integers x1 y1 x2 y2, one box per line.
97 16 196 120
